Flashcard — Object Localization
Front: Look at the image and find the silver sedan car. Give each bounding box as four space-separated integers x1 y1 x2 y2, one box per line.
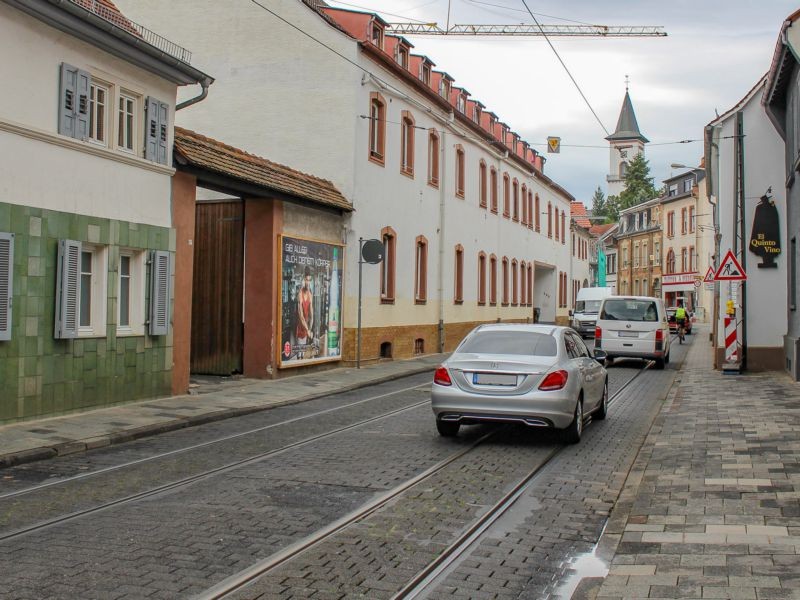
431 324 608 443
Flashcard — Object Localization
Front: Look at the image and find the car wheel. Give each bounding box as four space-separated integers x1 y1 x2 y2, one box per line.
595 380 608 420
665 351 670 365
563 398 583 444
653 358 665 370
436 419 460 437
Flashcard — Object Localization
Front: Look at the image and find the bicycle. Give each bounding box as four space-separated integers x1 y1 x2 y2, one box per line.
676 319 685 344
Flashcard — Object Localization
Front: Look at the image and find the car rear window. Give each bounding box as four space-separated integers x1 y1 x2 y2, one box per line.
600 299 659 322
458 331 557 356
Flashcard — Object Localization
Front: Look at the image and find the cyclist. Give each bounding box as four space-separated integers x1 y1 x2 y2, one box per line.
675 301 687 344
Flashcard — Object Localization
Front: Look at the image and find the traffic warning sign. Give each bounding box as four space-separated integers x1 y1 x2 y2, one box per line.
714 250 747 281
703 266 715 283
547 136 561 153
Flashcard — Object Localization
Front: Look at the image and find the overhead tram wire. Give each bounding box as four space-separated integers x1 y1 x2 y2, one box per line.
464 0 599 26
520 0 610 137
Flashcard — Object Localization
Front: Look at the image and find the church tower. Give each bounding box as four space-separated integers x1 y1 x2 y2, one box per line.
606 87 648 198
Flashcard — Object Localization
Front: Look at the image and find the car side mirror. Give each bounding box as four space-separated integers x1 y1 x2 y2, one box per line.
593 349 607 363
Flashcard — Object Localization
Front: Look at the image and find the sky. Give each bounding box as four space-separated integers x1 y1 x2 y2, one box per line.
327 0 798 205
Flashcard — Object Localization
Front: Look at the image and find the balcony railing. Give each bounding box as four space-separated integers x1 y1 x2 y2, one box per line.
70 0 192 64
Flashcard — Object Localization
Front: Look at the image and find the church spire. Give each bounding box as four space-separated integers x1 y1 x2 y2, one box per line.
606 90 649 143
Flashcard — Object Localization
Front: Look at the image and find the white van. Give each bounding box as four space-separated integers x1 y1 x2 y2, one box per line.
594 296 671 369
570 287 614 337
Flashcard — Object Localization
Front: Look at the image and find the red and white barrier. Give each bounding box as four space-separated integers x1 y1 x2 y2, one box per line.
724 316 737 363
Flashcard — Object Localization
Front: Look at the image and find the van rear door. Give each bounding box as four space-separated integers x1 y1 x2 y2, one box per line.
598 298 661 353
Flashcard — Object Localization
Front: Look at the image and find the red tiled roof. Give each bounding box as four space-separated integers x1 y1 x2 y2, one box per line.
570 202 592 228
174 128 353 212
589 223 614 236
72 0 139 36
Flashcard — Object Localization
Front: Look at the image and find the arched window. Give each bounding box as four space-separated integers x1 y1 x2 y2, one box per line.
619 161 628 178
512 178 519 222
380 226 396 302
561 212 566 245
547 202 552 238
520 261 526 305
554 207 560 241
527 264 533 306
502 257 509 306
368 92 386 164
666 249 676 274
502 173 510 218
400 110 415 176
490 168 498 213
535 194 541 232
527 190 534 230
479 161 487 208
414 235 428 303
427 129 439 186
511 259 518 305
455 145 465 198
490 254 498 305
454 244 464 304
478 251 487 305
521 184 528 225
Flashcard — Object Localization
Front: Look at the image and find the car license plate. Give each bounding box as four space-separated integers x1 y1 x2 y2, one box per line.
618 331 639 338
473 372 517 386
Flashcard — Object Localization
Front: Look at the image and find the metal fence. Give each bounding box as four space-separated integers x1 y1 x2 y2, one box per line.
69 0 193 64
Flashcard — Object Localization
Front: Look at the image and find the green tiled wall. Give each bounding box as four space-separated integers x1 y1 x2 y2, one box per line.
0 202 175 423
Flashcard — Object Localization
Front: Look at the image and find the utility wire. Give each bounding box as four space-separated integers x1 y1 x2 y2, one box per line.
519 0 610 136
464 0 598 26
325 0 428 23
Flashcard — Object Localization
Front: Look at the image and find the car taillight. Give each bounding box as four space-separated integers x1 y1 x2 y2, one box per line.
538 369 568 391
595 326 602 339
655 329 664 342
434 367 452 386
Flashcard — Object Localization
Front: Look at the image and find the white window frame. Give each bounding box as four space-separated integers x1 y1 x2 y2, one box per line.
117 91 137 153
683 178 693 193
78 244 107 338
89 81 110 146
117 249 146 336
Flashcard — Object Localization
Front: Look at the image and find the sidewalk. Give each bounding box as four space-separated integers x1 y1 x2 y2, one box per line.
592 330 800 599
0 354 444 469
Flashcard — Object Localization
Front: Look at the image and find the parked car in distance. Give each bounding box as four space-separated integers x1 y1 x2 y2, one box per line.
570 286 614 338
595 296 671 369
666 307 693 335
431 324 608 443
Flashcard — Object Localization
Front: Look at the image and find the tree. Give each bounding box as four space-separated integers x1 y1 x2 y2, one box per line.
591 186 606 218
617 153 659 213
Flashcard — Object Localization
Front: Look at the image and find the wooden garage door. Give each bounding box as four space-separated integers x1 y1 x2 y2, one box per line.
191 201 244 375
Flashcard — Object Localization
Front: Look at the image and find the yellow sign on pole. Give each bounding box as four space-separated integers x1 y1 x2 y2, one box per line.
547 136 561 154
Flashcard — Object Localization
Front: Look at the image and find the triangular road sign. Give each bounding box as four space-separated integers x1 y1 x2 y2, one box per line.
714 250 747 281
703 266 715 283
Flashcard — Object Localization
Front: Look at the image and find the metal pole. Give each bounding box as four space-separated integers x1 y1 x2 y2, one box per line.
357 238 364 369
736 113 748 370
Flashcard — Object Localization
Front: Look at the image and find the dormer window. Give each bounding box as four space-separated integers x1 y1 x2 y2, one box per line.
371 21 384 49
439 78 450 98
473 104 481 123
457 95 465 113
420 63 431 85
395 45 409 69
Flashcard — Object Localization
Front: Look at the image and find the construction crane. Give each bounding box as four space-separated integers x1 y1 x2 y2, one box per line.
385 23 666 37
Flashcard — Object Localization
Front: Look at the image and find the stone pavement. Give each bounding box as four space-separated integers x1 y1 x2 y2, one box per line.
0 353 444 469
591 329 800 599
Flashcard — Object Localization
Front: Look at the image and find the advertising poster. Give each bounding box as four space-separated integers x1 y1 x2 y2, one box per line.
279 235 344 367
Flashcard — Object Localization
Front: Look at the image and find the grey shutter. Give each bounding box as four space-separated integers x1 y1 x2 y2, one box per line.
0 233 14 341
157 101 169 165
58 63 90 140
55 239 81 339
145 98 169 164
144 96 159 162
148 250 170 336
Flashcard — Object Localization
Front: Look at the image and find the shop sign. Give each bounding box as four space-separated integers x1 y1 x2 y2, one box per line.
279 235 344 368
749 192 781 268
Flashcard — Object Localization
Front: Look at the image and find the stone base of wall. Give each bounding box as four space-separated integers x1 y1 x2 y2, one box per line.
341 319 530 365
714 346 785 372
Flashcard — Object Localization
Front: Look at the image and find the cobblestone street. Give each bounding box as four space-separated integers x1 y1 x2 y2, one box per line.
593 331 800 599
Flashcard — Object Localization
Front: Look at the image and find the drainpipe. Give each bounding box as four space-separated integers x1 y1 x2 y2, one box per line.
176 78 212 111
438 126 448 353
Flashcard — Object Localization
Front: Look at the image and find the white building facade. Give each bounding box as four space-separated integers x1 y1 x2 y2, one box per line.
116 0 578 364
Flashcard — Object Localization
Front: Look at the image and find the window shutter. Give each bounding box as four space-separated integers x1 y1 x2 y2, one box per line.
0 233 14 341
54 239 81 339
157 100 169 165
58 63 78 138
58 63 90 140
145 97 170 165
148 250 170 336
